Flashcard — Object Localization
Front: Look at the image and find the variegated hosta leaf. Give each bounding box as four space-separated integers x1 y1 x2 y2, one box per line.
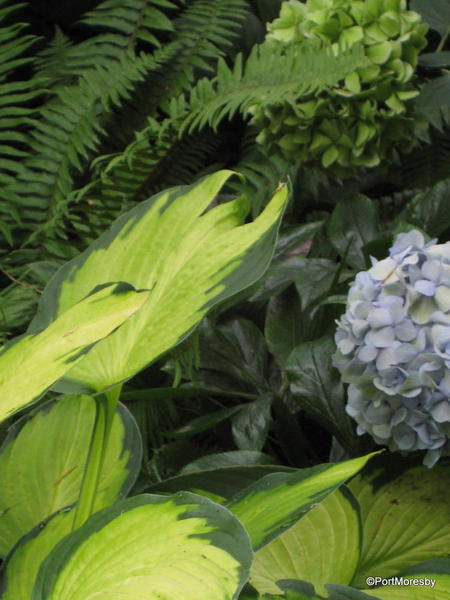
32 493 253 600
0 509 73 600
361 559 450 600
29 170 287 393
227 452 377 550
0 282 148 423
0 396 141 557
250 487 361 596
348 455 450 586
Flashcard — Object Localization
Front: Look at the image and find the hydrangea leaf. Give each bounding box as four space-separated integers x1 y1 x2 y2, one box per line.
250 487 361 596
348 455 450 587
286 336 358 453
394 179 450 236
327 195 379 270
28 171 287 393
226 452 377 550
0 396 141 557
410 0 450 36
0 282 148 423
32 493 253 600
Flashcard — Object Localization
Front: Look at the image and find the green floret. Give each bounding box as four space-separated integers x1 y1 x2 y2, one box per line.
251 0 429 177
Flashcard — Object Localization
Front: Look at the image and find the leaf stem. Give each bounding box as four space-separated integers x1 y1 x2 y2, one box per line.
437 29 450 53
72 386 121 531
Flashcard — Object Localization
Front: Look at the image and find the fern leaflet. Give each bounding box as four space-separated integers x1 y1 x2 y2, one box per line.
3 52 158 249
82 0 177 49
169 41 369 134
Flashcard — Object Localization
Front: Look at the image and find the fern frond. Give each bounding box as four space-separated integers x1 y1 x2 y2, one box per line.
414 75 450 132
161 0 249 97
169 41 369 134
97 0 249 147
82 0 177 49
2 52 158 248
71 119 226 227
35 27 173 88
73 117 176 211
0 0 41 236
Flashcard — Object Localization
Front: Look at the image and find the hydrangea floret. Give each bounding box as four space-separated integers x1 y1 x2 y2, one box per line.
333 230 450 467
251 0 428 177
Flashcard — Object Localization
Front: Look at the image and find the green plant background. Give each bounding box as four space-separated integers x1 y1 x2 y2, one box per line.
0 0 450 598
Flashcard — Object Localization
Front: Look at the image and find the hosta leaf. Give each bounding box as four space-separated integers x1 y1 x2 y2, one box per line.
264 579 321 599
147 465 294 503
348 455 450 587
361 559 450 599
325 585 378 599
0 282 148 423
33 493 253 600
29 171 287 393
0 396 140 556
250 487 361 596
0 508 73 600
226 452 377 550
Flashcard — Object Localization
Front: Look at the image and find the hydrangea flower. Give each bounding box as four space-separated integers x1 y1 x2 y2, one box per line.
333 230 450 467
251 0 428 177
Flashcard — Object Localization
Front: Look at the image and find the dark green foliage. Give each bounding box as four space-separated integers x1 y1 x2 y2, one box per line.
2 2 450 595
172 42 367 134
1 0 450 496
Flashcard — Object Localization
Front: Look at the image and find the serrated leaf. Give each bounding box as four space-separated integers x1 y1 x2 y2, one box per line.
286 336 357 452
232 396 272 451
394 178 450 236
294 258 337 310
327 196 378 270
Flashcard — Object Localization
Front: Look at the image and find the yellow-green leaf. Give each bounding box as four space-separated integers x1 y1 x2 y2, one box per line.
227 452 378 550
0 396 141 557
32 493 253 600
349 455 450 586
29 171 287 393
0 282 148 423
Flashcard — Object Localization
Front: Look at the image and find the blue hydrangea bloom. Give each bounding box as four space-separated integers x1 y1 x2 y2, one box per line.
333 230 450 467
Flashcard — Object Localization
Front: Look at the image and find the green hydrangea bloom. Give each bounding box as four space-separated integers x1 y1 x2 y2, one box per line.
251 0 429 177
